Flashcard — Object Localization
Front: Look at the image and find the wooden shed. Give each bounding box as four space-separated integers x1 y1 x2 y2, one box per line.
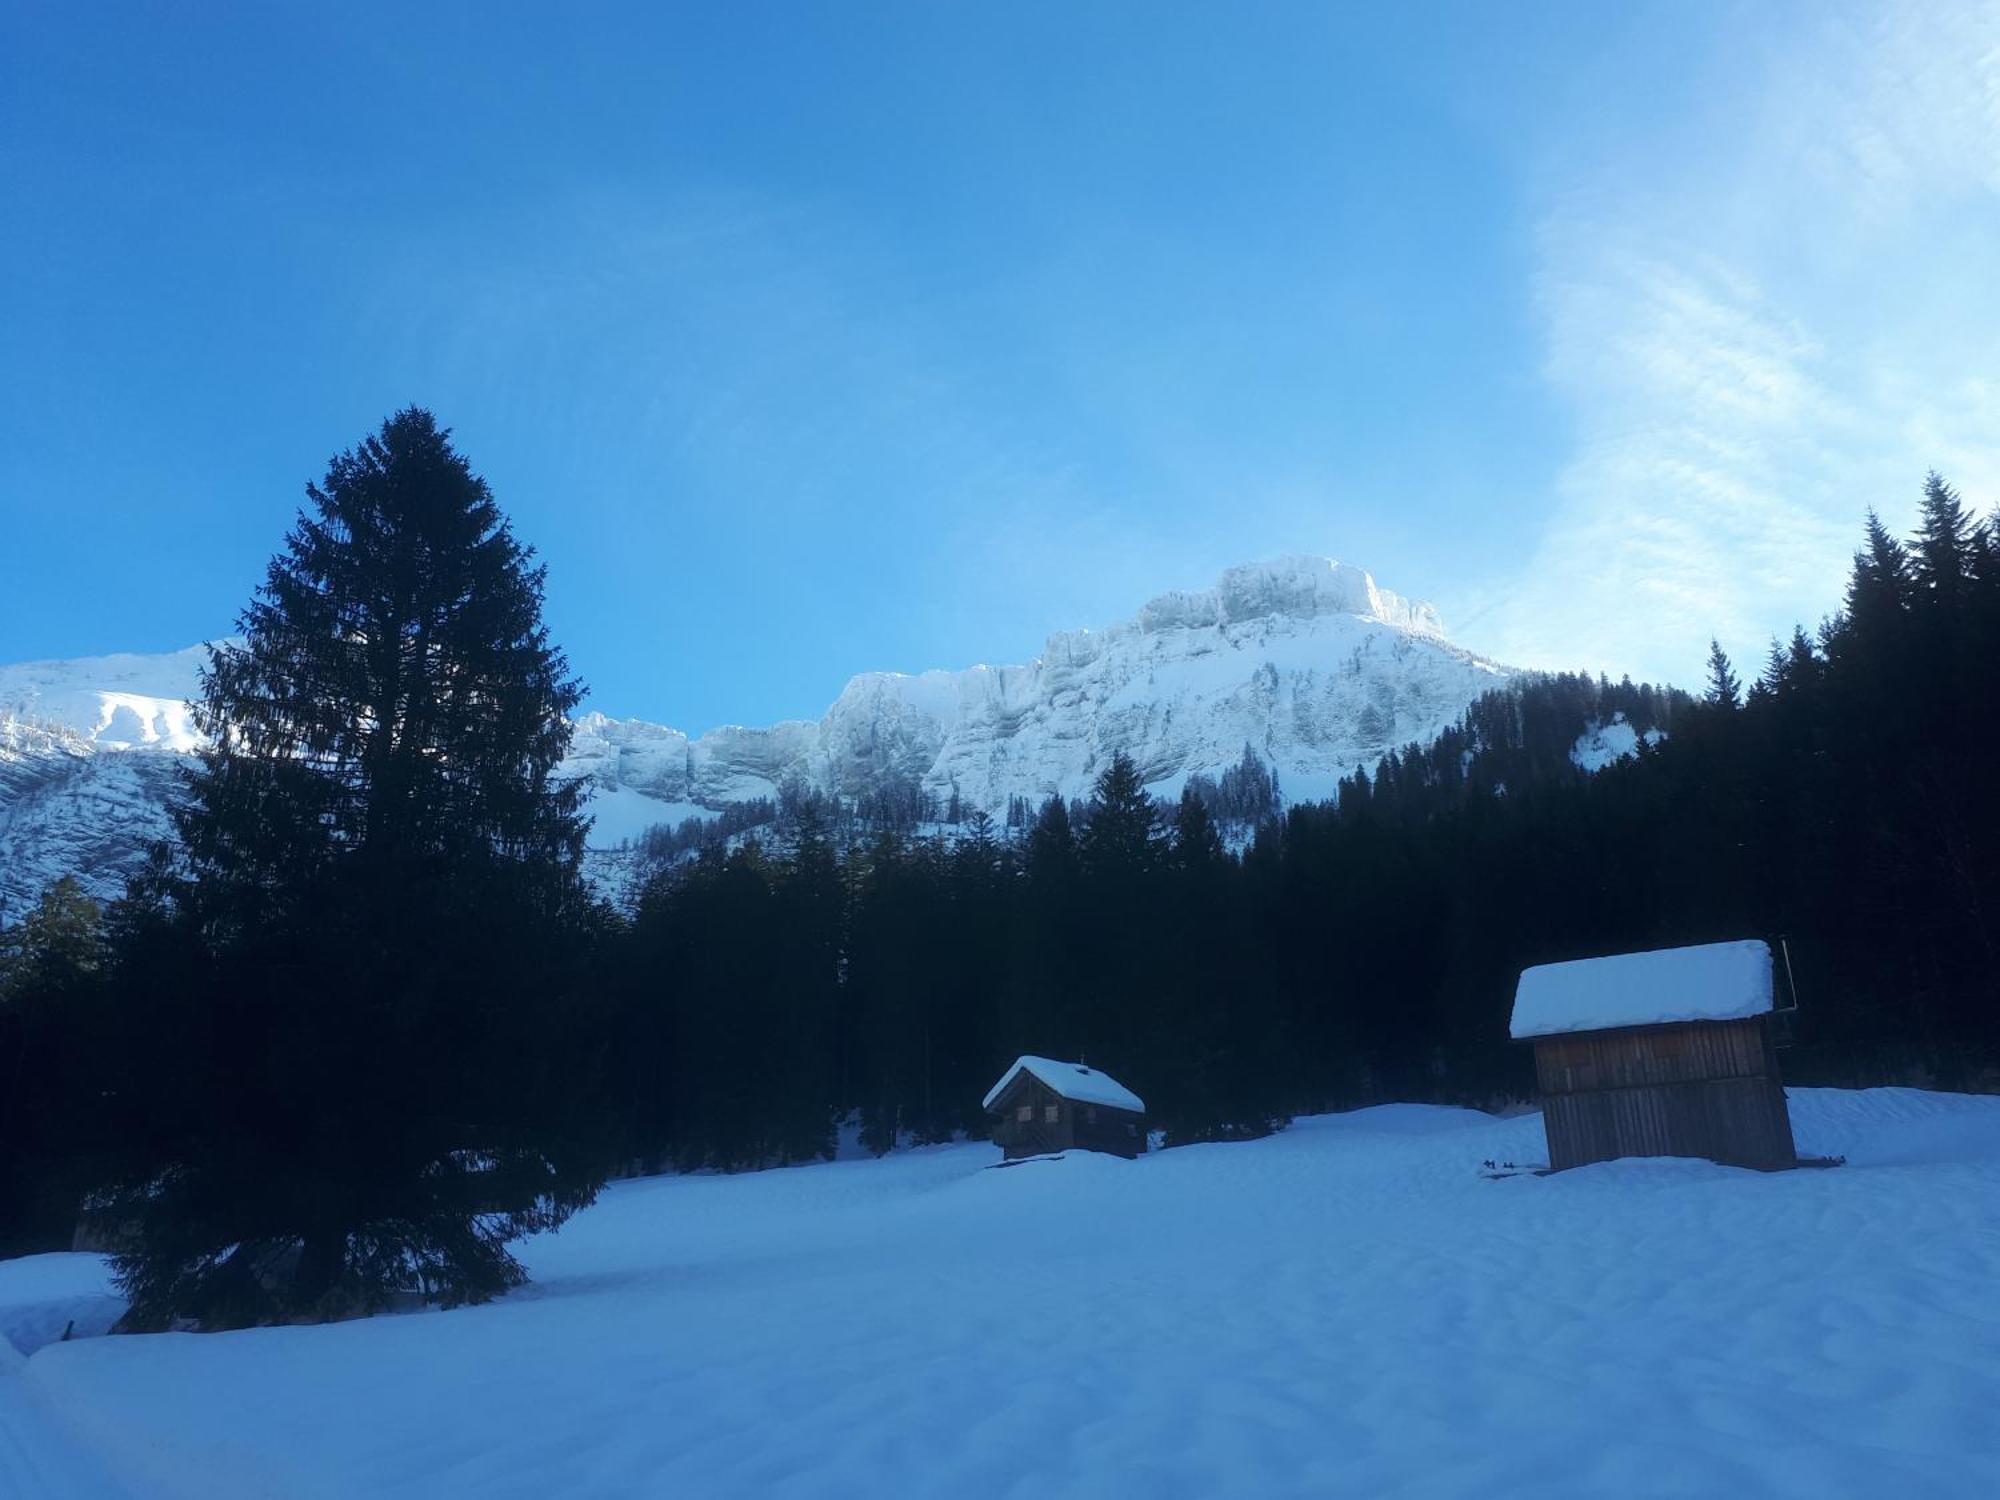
982 1056 1147 1160
1511 940 1799 1172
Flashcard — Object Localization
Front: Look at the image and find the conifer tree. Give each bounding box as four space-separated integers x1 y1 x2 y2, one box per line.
1751 638 1786 702
767 805 843 1163
960 808 998 862
1901 472 1996 1023
1171 785 1226 871
1026 795 1078 882
1704 639 1742 709
95 408 606 1329
0 876 106 998
1080 752 1160 876
1786 626 1819 686
1011 795 1084 1058
1844 510 1913 638
1069 754 1163 1072
1913 470 1979 608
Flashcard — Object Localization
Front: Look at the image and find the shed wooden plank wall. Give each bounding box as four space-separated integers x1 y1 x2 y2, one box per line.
1534 1017 1797 1171
1541 1075 1796 1170
1533 1016 1772 1095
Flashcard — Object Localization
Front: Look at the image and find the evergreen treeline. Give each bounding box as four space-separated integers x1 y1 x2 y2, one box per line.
3 443 1996 1328
626 747 1281 886
1278 475 1999 1095
598 467 1998 1168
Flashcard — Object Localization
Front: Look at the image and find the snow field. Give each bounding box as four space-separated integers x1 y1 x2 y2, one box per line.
4 1087 1998 1498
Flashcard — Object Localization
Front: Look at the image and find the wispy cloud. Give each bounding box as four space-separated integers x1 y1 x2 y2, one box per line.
1488 0 2000 684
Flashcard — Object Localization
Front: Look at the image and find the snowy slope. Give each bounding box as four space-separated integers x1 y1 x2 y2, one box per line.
0 557 1511 911
4 1087 1997 1497
0 646 209 754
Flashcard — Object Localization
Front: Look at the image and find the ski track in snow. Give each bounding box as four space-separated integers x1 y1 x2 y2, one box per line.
3 1087 1998 1498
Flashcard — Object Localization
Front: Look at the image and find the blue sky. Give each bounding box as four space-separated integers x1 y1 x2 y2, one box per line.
3 1 1995 729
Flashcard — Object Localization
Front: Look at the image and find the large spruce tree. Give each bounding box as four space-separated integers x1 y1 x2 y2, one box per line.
97 409 605 1329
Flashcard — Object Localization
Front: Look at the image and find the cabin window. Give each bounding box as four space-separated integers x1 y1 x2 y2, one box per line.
1016 1104 1033 1123
1044 1104 1060 1124
1086 1106 1098 1125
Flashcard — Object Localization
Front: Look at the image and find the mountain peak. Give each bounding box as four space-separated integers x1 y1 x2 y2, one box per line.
1134 556 1444 639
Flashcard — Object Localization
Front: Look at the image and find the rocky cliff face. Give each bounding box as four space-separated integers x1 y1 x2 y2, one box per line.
568 557 1506 825
0 717 187 919
1 557 1512 913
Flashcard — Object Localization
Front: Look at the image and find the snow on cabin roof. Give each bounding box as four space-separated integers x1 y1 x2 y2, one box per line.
982 1056 1145 1114
1509 940 1775 1040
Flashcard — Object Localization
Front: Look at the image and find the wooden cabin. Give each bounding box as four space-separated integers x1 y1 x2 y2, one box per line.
1511 940 1799 1172
982 1056 1147 1160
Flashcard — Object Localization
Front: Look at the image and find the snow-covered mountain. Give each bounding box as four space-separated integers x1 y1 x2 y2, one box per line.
0 557 1512 914
0 646 214 919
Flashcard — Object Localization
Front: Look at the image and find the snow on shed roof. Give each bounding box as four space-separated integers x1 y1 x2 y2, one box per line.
1509 940 1775 1040
982 1056 1145 1114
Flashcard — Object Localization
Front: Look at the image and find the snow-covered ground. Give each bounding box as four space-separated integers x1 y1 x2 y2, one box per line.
4 1087 1998 1498
1568 711 1662 773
